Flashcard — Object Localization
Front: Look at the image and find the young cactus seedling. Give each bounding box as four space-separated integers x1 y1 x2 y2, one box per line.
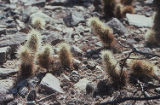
25 29 42 53
37 44 53 70
31 16 46 29
58 42 73 69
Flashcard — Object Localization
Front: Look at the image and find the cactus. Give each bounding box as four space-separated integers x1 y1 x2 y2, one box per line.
58 42 73 68
17 46 34 78
37 44 53 70
101 50 127 89
103 0 116 18
31 17 46 29
88 17 114 47
129 60 158 77
25 29 41 53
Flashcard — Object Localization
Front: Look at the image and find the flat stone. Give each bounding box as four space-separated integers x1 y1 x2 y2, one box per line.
0 68 18 77
40 73 64 93
44 6 65 10
74 78 90 92
144 0 153 5
0 46 11 64
9 0 18 3
6 28 18 34
0 79 14 91
106 18 129 35
22 0 46 6
22 6 39 16
126 14 153 27
49 0 67 6
0 33 26 47
63 11 85 27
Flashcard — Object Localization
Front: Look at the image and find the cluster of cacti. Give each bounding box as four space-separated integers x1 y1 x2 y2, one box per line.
17 28 73 78
88 17 121 52
101 50 159 89
103 0 134 19
101 50 127 89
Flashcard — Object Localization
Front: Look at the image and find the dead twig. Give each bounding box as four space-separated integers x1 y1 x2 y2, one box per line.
99 95 160 105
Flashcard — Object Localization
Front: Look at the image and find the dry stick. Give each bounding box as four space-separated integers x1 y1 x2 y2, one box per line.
36 93 56 103
137 80 152 104
118 41 160 58
25 93 56 104
99 95 160 105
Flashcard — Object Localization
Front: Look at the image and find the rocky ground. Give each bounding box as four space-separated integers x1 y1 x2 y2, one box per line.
0 0 160 105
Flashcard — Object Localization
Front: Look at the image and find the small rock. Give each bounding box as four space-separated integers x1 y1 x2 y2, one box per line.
7 100 17 105
18 87 29 98
155 88 160 94
126 14 153 27
87 61 96 70
0 94 14 104
144 0 153 5
86 83 94 94
27 90 36 101
71 45 83 56
9 0 18 3
28 77 39 88
0 28 6 36
25 101 36 105
0 68 18 77
70 71 80 82
0 46 11 64
106 18 129 35
74 78 90 92
73 59 81 65
40 73 64 93
63 11 85 27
